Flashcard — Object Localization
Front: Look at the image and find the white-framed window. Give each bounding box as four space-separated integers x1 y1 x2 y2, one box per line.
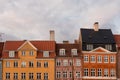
110 55 115 63
97 55 102 63
37 61 41 67
29 51 34 56
6 61 10 68
76 59 81 66
56 71 61 79
21 61 26 68
63 71 67 78
6 73 10 79
14 61 18 67
43 51 49 57
29 61 34 67
22 51 25 56
71 49 77 56
84 55 89 62
44 73 48 80
84 68 89 76
69 72 72 78
104 69 109 77
91 68 95 76
44 62 48 68
21 73 26 79
105 44 112 50
9 51 15 57
110 68 116 77
29 73 33 79
59 49 65 56
90 55 95 63
14 73 18 79
56 60 61 66
87 44 93 50
37 73 41 79
97 68 102 77
104 55 109 63
76 72 80 78
63 59 68 66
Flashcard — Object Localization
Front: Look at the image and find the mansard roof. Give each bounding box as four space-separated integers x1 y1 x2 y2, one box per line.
81 28 115 44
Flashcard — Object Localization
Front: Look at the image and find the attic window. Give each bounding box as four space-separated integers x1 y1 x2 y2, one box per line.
59 49 65 56
105 44 112 50
9 51 15 57
43 51 49 57
87 44 93 50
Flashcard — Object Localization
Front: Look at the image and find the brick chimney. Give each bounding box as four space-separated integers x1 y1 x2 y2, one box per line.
50 30 55 41
94 22 99 31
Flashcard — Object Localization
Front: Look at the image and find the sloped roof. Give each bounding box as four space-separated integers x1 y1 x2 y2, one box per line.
81 28 115 44
114 35 120 48
56 43 81 57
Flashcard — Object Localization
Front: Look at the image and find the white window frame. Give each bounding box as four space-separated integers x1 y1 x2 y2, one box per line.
6 61 10 68
37 73 41 79
84 68 89 76
21 73 26 79
104 55 109 63
63 71 67 78
14 61 18 68
105 44 112 50
14 73 18 79
63 59 68 66
21 61 26 68
56 60 61 66
104 69 109 77
6 73 10 79
43 51 49 57
44 73 48 80
69 72 72 78
97 55 102 63
29 51 34 56
22 51 25 56
87 44 93 50
110 55 115 63
91 68 95 76
29 73 33 79
29 61 34 68
110 68 116 77
71 49 77 56
59 49 65 56
76 72 80 78
84 55 89 62
9 51 15 57
56 71 61 79
97 68 102 77
76 59 81 66
90 55 95 63
44 62 48 68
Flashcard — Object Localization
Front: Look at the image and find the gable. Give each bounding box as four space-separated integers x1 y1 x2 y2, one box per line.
90 47 111 52
17 41 37 51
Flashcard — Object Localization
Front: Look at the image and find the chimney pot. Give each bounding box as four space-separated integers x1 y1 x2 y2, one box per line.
50 30 55 41
63 40 69 44
94 22 99 31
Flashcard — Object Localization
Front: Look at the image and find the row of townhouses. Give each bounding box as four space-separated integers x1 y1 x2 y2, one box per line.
0 22 120 80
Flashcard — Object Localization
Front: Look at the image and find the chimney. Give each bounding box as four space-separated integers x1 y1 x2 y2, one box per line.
63 40 69 44
94 22 99 31
50 30 55 41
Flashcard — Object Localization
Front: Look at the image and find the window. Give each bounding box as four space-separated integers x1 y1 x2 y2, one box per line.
6 61 10 68
14 61 18 67
76 72 80 78
69 60 72 66
59 49 65 56
21 62 26 68
90 55 95 63
43 51 49 57
29 61 34 67
69 72 72 78
87 44 93 50
105 44 112 50
6 73 10 79
76 59 81 66
63 71 67 78
9 51 15 57
44 73 48 80
22 51 25 56
71 49 77 56
37 62 41 67
104 55 109 63
91 69 95 76
84 55 89 62
97 55 102 63
29 73 33 79
84 68 88 76
37 73 41 79
63 60 68 66
56 71 61 79
21 73 26 79
110 69 115 77
29 51 34 56
97 68 102 77
104 69 108 77
44 62 48 68
56 60 61 66
110 56 115 63
14 73 18 79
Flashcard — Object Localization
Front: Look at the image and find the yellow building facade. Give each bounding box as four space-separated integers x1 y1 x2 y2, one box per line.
2 41 55 80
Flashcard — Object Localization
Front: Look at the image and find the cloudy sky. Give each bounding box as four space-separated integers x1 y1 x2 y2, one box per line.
0 0 120 42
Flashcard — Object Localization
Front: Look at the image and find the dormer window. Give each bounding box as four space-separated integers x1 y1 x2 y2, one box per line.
43 51 49 57
9 51 15 57
71 49 77 56
59 49 65 56
87 44 93 50
105 44 112 50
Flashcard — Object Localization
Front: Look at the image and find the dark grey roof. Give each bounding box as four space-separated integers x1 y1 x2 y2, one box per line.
81 28 115 44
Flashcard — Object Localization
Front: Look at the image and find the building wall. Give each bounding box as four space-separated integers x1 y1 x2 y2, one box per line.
117 48 120 79
0 61 2 80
